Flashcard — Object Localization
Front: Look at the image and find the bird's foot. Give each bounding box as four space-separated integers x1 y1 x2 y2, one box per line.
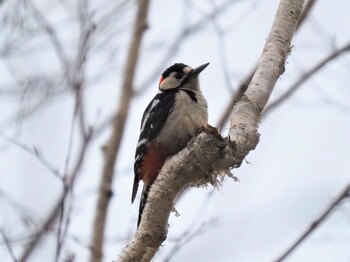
196 124 218 135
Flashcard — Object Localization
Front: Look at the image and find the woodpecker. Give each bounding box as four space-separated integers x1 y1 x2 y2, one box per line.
132 62 210 227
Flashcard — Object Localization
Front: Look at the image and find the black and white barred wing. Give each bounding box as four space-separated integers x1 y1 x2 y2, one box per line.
132 91 176 202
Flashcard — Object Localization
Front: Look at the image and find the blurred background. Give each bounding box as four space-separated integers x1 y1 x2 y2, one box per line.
0 0 350 261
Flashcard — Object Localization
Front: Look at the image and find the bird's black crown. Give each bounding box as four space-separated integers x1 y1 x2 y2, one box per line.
161 63 188 79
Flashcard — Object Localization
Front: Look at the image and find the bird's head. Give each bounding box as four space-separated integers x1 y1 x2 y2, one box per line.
159 62 209 91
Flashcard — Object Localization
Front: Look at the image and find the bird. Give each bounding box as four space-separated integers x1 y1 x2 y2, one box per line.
132 62 209 227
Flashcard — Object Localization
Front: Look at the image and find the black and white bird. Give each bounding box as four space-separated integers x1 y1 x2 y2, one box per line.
132 62 210 226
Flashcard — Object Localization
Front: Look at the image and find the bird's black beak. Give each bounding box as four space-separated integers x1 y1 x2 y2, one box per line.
190 62 210 77
180 62 209 86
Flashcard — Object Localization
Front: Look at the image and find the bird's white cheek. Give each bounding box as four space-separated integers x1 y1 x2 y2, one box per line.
160 78 178 90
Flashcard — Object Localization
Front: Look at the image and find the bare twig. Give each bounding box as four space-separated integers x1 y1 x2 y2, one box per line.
18 130 92 262
54 104 78 262
0 188 37 228
296 0 317 28
0 133 62 179
163 219 218 262
53 0 95 260
210 6 234 93
55 0 94 257
216 0 317 130
274 181 350 261
28 0 70 80
1 229 18 262
89 1 150 262
216 67 255 132
263 41 350 116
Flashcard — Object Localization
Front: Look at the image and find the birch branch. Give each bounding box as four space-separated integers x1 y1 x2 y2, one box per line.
216 0 317 130
89 1 150 262
118 0 304 261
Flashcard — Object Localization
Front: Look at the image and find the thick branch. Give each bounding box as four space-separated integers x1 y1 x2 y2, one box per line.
118 0 304 261
89 1 150 262
118 133 231 262
229 0 303 148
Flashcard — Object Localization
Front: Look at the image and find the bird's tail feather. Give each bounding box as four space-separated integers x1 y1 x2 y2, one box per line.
131 176 139 203
137 183 150 227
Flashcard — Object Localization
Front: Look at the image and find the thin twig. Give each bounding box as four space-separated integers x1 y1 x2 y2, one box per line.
274 181 350 261
28 0 70 80
0 188 37 228
0 133 62 179
210 7 234 93
54 1 95 260
163 219 218 262
0 229 18 262
216 0 317 130
263 41 350 116
18 130 92 262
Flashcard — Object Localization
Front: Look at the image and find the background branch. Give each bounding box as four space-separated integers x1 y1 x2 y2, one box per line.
89 1 150 261
18 130 92 262
263 41 350 116
163 219 218 262
275 181 350 261
1 229 18 262
216 0 317 131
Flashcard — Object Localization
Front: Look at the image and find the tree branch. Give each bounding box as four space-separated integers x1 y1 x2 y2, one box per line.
163 218 218 262
18 131 92 262
118 0 304 261
274 181 350 261
89 1 150 262
0 133 62 179
1 229 18 262
28 0 70 80
216 0 317 131
55 1 94 260
263 41 350 116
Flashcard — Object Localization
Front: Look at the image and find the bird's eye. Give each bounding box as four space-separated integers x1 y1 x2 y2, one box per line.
174 73 183 79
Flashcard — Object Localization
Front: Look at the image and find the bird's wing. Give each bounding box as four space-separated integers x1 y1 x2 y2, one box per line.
131 90 177 203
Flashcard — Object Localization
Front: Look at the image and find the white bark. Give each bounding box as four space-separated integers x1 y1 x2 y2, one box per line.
118 0 304 261
230 0 304 147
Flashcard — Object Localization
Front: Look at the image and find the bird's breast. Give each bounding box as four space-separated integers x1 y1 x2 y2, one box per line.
155 89 208 155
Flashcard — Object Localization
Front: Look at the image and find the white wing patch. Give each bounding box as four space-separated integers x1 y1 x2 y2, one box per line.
140 99 160 133
137 138 148 147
